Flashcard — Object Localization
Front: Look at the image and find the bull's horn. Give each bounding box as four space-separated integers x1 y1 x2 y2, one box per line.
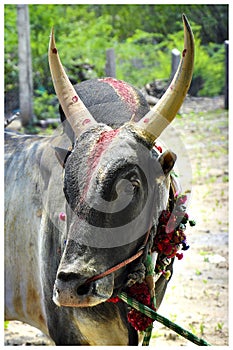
136 14 194 144
48 28 97 138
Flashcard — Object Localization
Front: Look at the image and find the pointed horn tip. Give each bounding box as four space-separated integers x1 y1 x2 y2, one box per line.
135 13 194 143
49 27 54 40
182 14 192 33
49 27 57 53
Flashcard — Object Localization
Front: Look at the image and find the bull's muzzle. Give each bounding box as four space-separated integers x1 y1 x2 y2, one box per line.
53 272 114 307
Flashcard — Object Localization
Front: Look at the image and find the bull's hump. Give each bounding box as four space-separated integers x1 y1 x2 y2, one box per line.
74 78 150 128
98 78 139 116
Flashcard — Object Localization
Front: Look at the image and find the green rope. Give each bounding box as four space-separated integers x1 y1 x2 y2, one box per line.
142 324 153 346
118 292 211 346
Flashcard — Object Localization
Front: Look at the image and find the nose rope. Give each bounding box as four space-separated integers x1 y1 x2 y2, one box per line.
84 227 151 285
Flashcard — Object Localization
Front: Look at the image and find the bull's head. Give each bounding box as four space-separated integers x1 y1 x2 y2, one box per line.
49 15 194 308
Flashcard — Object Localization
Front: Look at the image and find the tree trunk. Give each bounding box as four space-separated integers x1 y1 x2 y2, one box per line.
105 48 116 78
17 4 33 126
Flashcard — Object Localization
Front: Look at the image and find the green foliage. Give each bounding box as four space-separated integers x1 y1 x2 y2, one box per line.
195 42 225 96
91 4 228 44
215 322 224 332
161 26 225 96
116 24 225 96
4 3 227 119
115 30 166 86
33 90 58 120
4 5 18 91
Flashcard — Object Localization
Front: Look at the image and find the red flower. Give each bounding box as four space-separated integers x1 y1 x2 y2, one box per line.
127 309 154 331
107 296 120 303
156 242 164 252
163 244 174 256
125 282 157 331
159 210 171 224
163 237 170 244
127 282 151 306
167 250 178 258
176 252 184 260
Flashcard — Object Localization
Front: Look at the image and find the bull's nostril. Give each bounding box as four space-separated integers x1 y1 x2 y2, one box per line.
76 283 91 296
57 272 93 297
58 272 78 282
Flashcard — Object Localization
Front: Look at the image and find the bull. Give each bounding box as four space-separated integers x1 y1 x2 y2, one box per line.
5 14 194 345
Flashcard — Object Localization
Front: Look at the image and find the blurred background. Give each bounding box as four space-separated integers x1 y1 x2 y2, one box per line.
4 4 228 130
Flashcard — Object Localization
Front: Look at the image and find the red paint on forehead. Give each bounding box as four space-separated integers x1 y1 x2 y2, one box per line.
81 129 120 203
91 129 120 171
99 77 138 115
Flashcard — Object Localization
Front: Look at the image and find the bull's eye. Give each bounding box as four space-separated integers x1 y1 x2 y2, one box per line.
131 177 141 189
123 176 141 195
102 166 142 202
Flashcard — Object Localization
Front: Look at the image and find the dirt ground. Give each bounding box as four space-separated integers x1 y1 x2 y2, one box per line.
4 96 229 346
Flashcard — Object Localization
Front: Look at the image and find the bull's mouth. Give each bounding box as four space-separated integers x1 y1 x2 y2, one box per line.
53 274 114 308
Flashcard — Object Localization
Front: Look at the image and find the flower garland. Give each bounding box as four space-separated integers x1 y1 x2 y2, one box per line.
152 193 195 280
108 191 195 332
107 282 155 331
126 281 156 331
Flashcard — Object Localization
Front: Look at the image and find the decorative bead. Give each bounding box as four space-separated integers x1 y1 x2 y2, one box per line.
107 296 120 303
59 212 66 221
155 144 162 153
163 270 171 280
176 252 184 260
189 219 196 226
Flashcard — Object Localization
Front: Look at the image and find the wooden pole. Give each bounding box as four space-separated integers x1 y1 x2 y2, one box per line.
17 4 33 126
224 40 228 110
170 48 180 81
105 48 116 78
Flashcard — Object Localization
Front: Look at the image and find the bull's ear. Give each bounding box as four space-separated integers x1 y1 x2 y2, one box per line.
54 147 72 168
158 150 177 176
59 105 76 143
